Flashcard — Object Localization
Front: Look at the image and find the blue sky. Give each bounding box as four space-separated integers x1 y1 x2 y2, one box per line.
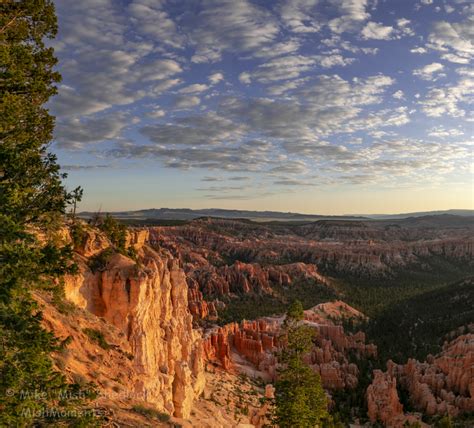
51 0 473 214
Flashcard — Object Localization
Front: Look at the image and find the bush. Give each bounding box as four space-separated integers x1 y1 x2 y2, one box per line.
71 221 87 249
83 328 111 350
88 248 115 273
131 404 170 422
98 214 127 252
52 287 77 315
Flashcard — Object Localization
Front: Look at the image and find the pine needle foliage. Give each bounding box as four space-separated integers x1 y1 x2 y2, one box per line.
0 1 94 425
274 300 329 428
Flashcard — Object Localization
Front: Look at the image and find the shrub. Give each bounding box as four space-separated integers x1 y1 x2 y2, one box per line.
131 404 170 422
98 214 127 252
71 221 87 249
88 248 115 273
83 328 111 350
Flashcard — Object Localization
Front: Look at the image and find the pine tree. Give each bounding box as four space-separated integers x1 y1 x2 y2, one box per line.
0 1 92 425
274 300 329 428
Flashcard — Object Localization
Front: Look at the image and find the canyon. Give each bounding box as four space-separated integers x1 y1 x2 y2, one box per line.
148 217 473 321
38 215 474 426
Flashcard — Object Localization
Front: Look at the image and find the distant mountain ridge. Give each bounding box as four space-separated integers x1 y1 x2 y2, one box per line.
362 209 474 219
78 207 474 222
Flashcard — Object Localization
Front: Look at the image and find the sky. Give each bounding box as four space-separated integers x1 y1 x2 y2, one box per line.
50 0 473 215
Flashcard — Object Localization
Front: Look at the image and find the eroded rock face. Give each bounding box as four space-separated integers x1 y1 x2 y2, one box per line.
64 233 205 418
367 370 405 426
309 324 376 389
367 334 474 426
148 219 474 279
185 260 326 299
387 334 474 417
144 219 474 321
74 228 111 258
202 303 376 391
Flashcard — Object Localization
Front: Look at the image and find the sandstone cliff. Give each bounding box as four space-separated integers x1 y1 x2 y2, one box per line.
62 227 205 418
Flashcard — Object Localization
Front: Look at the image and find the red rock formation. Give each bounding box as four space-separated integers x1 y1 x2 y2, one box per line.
185 260 327 302
187 281 218 320
202 302 377 391
367 370 405 425
143 220 474 320
386 334 474 417
64 230 205 418
367 334 473 426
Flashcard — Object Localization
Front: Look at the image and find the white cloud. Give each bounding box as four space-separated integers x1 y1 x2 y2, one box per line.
51 0 472 192
267 78 310 96
128 0 184 49
188 0 279 63
428 126 464 137
250 40 301 59
393 90 405 99
238 55 317 84
361 22 395 40
147 108 166 119
410 47 427 54
329 0 370 34
456 67 474 77
55 112 128 148
209 72 224 84
396 18 415 36
440 53 470 63
315 54 356 68
427 19 474 59
140 112 245 146
178 84 210 94
397 18 411 27
138 59 183 82
172 95 201 110
153 78 182 95
111 138 271 172
445 5 455 13
421 77 474 117
413 62 445 80
279 0 321 33
239 72 252 84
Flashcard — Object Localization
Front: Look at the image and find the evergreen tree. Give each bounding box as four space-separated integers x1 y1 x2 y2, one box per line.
274 300 329 428
0 1 92 425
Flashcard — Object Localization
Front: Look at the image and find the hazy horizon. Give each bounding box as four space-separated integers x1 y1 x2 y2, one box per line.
78 205 473 217
50 0 473 214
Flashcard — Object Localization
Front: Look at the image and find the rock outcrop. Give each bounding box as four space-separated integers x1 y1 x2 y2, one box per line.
202 302 377 391
64 229 205 418
367 334 474 426
309 324 376 389
49 220 474 425
367 370 404 425
387 334 474 417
